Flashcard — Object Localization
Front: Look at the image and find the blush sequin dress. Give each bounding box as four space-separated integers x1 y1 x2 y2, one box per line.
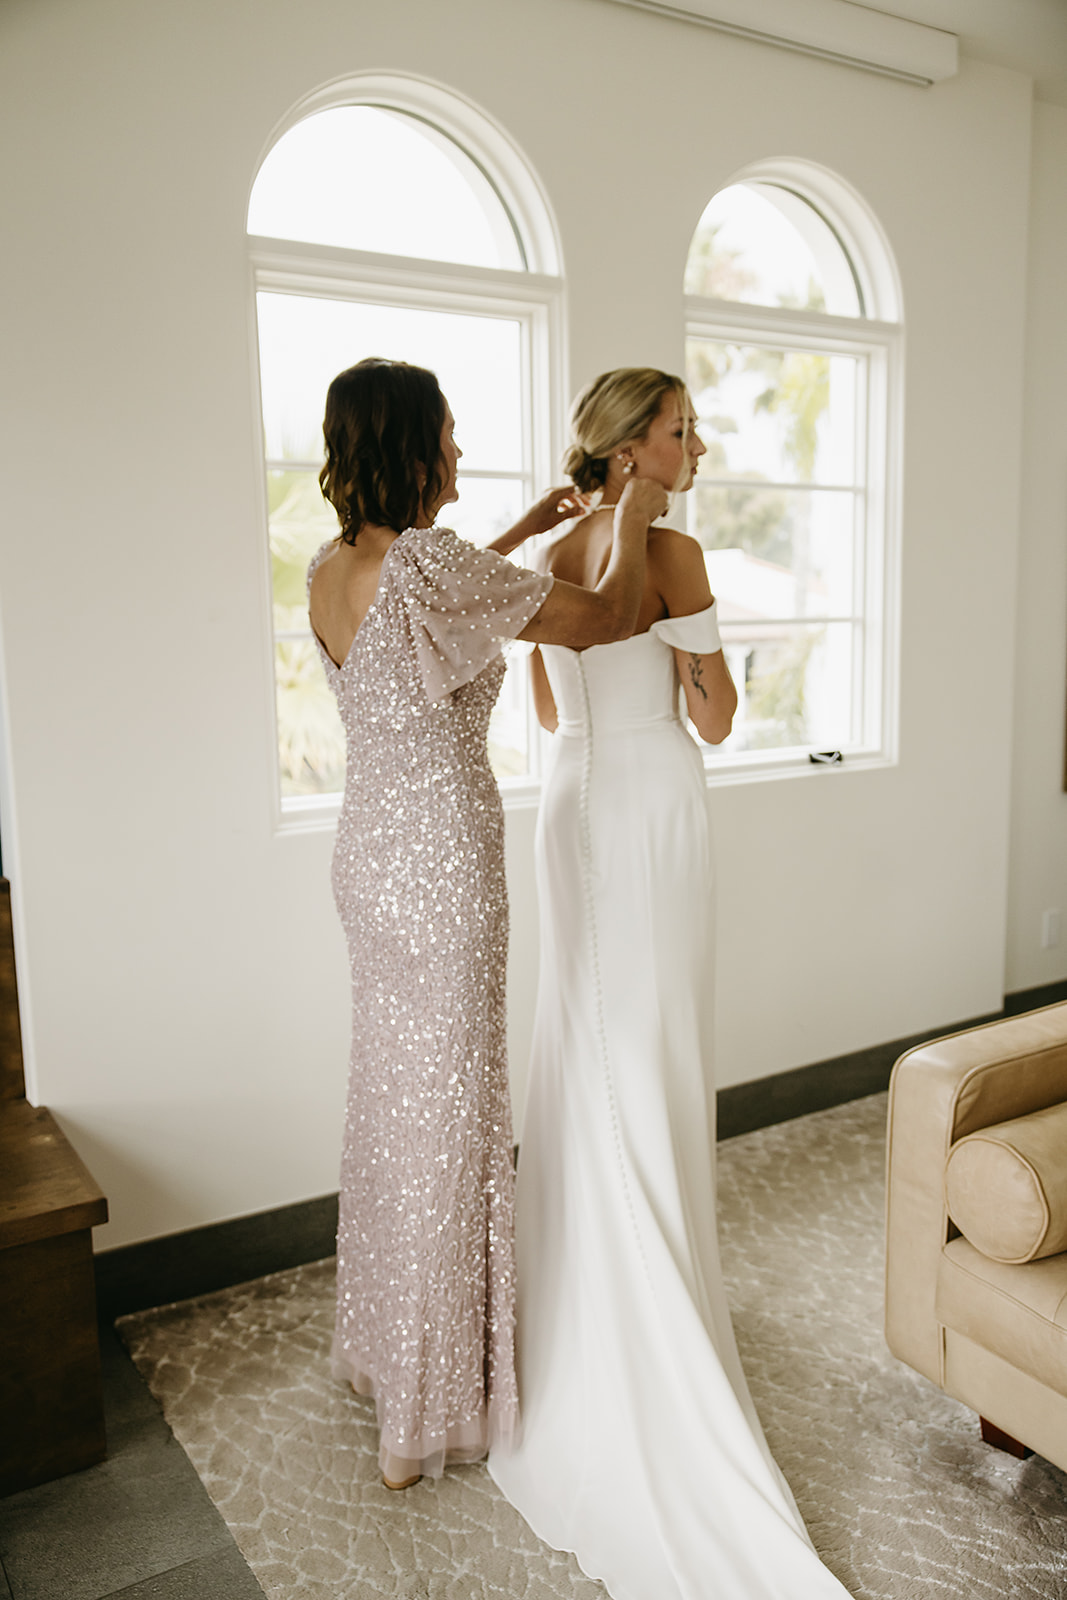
308 527 552 1485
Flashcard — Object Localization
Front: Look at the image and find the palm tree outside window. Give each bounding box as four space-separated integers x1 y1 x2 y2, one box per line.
683 169 902 772
247 89 563 812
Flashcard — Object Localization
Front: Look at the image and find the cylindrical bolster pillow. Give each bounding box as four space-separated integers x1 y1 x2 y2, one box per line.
945 1101 1067 1264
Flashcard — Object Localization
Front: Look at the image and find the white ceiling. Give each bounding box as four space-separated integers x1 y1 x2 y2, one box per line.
865 0 1067 105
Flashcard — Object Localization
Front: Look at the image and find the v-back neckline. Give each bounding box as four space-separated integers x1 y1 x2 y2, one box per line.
311 530 409 671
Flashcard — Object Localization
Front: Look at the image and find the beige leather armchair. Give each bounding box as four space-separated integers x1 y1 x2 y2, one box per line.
885 1002 1067 1472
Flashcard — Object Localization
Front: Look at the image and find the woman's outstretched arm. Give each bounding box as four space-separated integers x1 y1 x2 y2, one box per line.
519 478 667 648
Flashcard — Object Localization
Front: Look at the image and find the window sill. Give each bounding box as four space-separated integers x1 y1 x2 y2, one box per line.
276 792 341 835
275 775 544 834
702 745 894 786
275 745 895 832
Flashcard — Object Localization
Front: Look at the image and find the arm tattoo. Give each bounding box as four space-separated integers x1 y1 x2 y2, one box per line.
688 653 707 700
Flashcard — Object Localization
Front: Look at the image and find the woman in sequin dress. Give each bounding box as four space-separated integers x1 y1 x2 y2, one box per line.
490 370 855 1598
307 358 668 1491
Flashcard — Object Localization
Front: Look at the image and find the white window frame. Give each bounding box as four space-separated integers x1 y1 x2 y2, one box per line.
683 166 903 786
246 78 565 832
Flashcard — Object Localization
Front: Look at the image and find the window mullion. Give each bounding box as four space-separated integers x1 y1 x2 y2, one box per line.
685 294 899 344
686 316 889 768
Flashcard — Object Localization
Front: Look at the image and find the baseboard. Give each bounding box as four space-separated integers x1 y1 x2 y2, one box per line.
1001 978 1067 1016
715 1013 994 1140
717 979 1067 1139
96 1193 339 1321
97 980 1067 1317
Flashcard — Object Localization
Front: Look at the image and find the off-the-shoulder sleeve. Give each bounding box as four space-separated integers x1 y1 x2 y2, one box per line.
650 601 722 654
386 527 554 700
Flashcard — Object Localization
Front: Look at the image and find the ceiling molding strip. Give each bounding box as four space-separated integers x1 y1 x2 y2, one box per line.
606 0 958 86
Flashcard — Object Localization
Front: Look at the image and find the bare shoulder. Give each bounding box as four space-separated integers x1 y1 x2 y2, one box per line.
536 511 601 575
648 525 706 574
308 536 344 588
648 526 712 613
310 529 393 603
649 523 700 553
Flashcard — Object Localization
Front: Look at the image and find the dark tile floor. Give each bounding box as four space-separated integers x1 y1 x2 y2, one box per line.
0 1325 264 1600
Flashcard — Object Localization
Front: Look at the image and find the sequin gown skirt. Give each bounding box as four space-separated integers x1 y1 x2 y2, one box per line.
490 610 855 1599
308 528 552 1484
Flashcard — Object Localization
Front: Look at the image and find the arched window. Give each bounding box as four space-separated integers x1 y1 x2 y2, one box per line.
249 79 563 815
684 164 901 773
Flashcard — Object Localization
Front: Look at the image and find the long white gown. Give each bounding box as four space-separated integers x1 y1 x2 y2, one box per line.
489 608 854 1600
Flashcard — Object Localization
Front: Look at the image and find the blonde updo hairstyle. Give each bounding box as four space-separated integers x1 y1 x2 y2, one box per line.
563 367 688 494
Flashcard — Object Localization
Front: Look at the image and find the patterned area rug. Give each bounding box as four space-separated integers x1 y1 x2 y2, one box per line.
118 1095 1067 1598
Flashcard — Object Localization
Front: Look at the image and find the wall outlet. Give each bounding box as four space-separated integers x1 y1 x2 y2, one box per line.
1041 909 1062 949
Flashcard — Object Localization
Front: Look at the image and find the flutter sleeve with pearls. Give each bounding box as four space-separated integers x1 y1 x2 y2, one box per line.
388 527 554 701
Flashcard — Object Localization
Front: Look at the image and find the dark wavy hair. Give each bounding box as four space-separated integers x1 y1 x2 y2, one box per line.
318 358 449 543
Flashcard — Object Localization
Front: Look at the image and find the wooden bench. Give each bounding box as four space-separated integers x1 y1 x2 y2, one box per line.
0 876 109 1496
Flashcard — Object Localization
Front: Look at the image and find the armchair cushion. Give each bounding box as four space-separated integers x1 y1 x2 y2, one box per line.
935 1236 1067 1398
944 1102 1067 1264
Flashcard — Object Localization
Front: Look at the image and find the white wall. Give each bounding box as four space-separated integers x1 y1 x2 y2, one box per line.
1005 101 1067 993
0 0 1051 1247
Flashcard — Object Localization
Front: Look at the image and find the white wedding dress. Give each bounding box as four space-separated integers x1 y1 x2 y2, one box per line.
490 608 853 1600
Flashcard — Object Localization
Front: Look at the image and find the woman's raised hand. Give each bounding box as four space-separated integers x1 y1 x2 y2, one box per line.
616 476 670 527
526 484 595 535
488 485 593 557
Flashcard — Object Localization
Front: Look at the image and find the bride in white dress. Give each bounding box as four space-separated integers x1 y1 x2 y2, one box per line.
490 370 854 1599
